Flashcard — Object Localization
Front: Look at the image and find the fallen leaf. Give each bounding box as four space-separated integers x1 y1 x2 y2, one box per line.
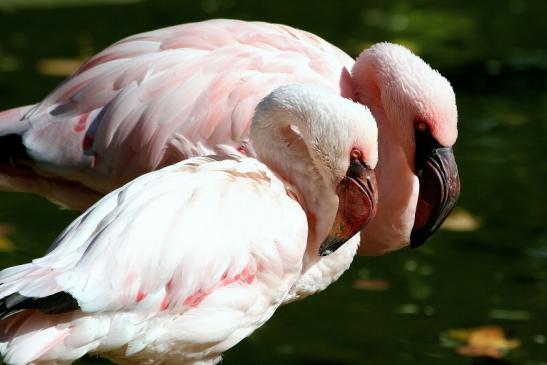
353 279 389 291
0 237 14 252
0 224 15 253
37 58 86 76
441 208 482 232
444 326 519 359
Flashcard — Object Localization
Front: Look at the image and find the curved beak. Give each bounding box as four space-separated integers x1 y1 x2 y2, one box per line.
411 133 461 248
319 159 378 256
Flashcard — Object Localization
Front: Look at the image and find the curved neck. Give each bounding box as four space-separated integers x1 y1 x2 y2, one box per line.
351 52 419 254
250 97 338 260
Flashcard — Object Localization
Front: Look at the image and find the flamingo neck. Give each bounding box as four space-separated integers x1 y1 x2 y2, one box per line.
361 106 419 254
250 102 338 264
272 150 337 270
351 55 419 255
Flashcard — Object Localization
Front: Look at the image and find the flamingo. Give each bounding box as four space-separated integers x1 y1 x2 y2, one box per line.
0 19 459 253
0 85 378 365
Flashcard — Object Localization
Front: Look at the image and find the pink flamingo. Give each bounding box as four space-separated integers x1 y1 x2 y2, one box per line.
0 85 378 365
0 20 459 253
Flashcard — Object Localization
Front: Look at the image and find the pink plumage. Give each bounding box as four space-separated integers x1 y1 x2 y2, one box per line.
10 20 353 188
0 19 459 255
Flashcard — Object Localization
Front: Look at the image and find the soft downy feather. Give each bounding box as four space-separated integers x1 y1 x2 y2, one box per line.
0 157 309 364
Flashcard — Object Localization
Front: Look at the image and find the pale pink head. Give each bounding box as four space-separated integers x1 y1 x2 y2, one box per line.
251 85 379 257
351 43 460 254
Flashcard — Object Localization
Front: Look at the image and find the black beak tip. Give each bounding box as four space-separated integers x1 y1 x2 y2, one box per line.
409 230 429 248
318 237 346 256
411 143 460 249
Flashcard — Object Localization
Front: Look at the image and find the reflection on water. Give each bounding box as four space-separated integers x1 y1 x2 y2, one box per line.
0 1 546 364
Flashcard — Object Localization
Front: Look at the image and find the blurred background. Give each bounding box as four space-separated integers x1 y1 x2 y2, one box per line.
0 1 546 364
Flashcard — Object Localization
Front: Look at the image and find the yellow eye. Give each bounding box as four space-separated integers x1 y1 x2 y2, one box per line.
350 148 362 160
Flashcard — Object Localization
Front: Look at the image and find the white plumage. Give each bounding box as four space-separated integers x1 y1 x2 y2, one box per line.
2 157 307 365
0 85 378 364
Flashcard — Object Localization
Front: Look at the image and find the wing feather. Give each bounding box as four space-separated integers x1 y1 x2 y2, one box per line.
0 157 308 316
19 20 354 195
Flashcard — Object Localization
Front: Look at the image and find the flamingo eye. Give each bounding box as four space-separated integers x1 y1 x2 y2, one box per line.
350 148 362 160
416 120 428 133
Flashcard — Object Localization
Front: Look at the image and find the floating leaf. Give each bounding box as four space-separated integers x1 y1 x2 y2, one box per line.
352 279 389 291
36 58 86 77
0 224 15 253
443 326 520 359
441 208 482 232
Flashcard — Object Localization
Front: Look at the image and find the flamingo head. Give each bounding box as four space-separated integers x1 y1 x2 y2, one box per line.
352 43 460 252
251 85 379 256
317 144 378 257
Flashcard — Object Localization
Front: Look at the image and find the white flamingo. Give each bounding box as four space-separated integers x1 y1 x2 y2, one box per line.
0 85 378 365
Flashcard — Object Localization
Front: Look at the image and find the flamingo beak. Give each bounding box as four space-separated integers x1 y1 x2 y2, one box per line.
319 159 378 256
410 133 461 248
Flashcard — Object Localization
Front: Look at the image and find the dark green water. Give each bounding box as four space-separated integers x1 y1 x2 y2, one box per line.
0 1 546 364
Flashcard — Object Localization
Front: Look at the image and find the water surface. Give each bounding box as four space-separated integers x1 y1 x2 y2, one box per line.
0 1 545 364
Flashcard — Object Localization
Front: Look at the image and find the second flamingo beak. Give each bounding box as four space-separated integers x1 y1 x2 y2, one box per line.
411 132 461 248
319 159 378 256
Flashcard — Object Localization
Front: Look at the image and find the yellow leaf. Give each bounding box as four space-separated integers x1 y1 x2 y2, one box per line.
0 237 14 252
0 224 15 252
441 208 481 232
36 58 86 77
445 326 520 359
